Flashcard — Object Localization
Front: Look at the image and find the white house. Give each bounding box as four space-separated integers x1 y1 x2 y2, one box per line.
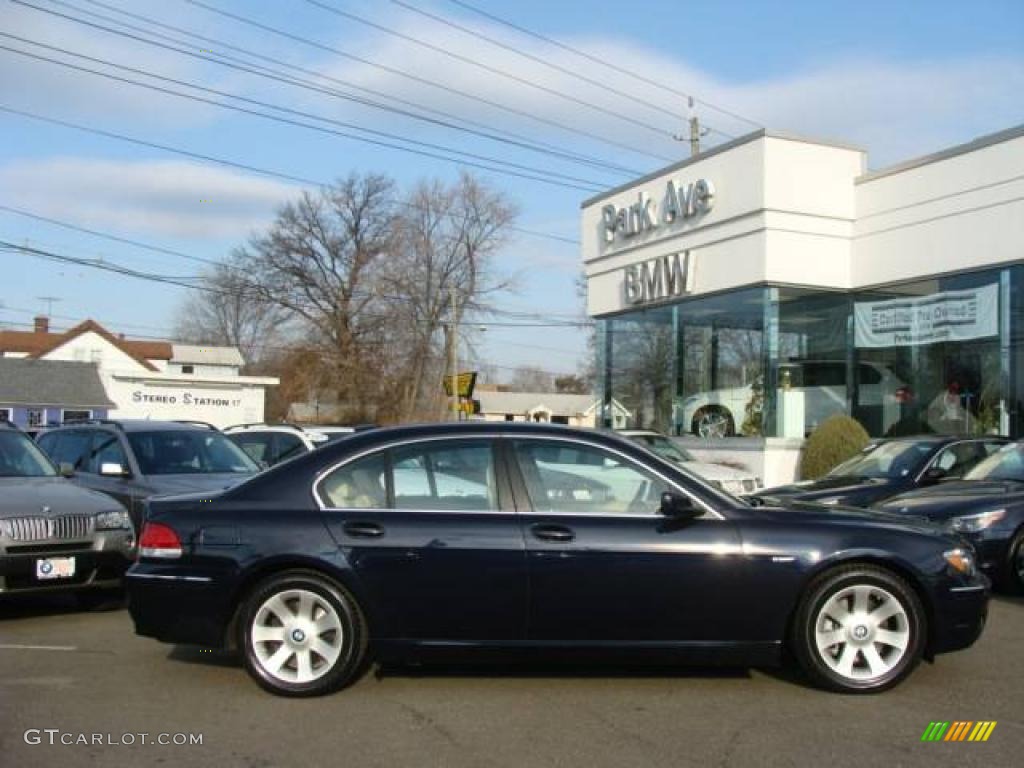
0 317 278 428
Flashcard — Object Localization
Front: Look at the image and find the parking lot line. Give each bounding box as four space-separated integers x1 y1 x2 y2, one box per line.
0 643 78 651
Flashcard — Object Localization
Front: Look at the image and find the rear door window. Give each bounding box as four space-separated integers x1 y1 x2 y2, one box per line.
391 441 497 511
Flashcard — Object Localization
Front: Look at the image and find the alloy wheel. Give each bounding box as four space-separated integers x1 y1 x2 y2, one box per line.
812 584 911 681
250 588 345 684
698 411 730 438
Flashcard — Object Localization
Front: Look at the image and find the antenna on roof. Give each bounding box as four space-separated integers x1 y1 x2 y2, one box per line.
37 296 61 316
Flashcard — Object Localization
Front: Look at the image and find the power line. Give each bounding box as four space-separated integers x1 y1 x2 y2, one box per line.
0 36 607 192
0 107 580 246
299 0 678 141
388 0 734 141
442 0 764 131
17 0 642 178
180 0 675 164
0 240 594 327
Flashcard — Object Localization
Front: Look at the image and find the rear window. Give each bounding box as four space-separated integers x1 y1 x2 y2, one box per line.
128 430 257 475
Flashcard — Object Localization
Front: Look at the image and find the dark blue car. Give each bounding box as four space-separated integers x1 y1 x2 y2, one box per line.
876 441 1024 592
760 435 1008 508
126 423 988 696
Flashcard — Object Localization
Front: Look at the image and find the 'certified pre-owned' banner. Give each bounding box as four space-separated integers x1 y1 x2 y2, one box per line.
854 283 998 349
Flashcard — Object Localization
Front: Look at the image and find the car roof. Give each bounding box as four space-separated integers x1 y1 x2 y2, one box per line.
870 434 1007 446
41 419 219 433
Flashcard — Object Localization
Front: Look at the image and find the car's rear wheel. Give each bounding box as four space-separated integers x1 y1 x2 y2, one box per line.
791 565 924 693
240 571 366 697
692 407 735 438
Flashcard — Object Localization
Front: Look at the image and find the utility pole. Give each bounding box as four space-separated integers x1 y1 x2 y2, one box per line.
449 284 459 421
688 96 701 157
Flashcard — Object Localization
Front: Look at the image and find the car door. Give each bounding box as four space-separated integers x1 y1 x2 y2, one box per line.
317 437 527 642
83 430 138 520
508 437 746 644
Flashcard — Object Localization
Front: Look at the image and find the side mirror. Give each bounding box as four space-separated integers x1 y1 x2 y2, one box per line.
659 491 701 519
58 462 75 478
100 462 130 478
922 466 947 483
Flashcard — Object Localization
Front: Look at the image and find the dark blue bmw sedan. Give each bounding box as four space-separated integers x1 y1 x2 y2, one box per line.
126 423 988 696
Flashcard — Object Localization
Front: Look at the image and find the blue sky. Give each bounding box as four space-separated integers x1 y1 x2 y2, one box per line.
1 0 1022 380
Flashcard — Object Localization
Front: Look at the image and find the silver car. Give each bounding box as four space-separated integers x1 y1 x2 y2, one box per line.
0 423 135 603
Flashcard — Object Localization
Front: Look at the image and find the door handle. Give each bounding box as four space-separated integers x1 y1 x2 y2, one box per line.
530 523 575 542
343 521 385 539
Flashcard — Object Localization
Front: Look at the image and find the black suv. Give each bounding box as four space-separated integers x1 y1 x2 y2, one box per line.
36 420 258 528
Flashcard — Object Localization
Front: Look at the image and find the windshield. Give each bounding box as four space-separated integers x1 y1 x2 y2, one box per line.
964 443 1024 481
637 435 695 464
0 431 57 477
127 431 258 475
828 441 934 479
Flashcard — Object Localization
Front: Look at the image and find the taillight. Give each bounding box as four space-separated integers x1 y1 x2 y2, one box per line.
895 386 914 403
138 522 182 560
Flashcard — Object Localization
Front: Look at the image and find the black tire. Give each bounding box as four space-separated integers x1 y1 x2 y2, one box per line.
1000 528 1024 594
791 565 925 693
691 407 735 438
239 570 367 697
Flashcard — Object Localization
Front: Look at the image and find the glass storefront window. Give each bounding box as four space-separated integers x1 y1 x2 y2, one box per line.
603 288 768 437
852 269 1007 438
598 266 1015 440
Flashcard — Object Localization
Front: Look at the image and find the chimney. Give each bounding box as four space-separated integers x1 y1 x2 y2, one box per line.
34 316 49 334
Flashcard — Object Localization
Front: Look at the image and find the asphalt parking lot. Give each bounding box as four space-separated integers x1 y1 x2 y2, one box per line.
1 594 1021 768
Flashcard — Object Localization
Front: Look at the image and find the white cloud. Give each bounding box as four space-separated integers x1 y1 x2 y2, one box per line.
298 6 1024 170
0 157 299 238
0 0 249 127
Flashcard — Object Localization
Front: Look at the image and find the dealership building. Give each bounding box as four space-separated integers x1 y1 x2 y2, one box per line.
0 318 277 428
583 123 1024 485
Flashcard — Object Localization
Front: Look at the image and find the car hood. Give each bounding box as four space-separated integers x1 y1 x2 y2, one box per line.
754 497 945 537
681 461 754 482
875 480 1024 521
145 473 253 498
0 476 120 516
759 475 899 505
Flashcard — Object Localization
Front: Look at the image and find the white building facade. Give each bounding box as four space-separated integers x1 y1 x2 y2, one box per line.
582 125 1024 485
0 319 277 428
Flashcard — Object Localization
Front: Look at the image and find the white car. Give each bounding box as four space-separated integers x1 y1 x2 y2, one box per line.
619 429 762 495
679 361 910 438
224 423 366 467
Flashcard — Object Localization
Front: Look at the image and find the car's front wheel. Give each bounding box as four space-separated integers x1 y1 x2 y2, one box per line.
792 565 925 693
240 571 367 697
692 407 735 438
1001 528 1024 593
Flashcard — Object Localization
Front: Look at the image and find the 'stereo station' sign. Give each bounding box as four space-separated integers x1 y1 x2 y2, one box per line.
601 178 715 243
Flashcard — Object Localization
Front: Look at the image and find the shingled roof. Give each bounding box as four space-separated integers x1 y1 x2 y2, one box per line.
0 319 172 371
0 359 115 408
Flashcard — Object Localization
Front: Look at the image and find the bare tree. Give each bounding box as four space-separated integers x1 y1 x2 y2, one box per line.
173 255 287 367
509 365 555 393
383 172 517 419
235 173 397 416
